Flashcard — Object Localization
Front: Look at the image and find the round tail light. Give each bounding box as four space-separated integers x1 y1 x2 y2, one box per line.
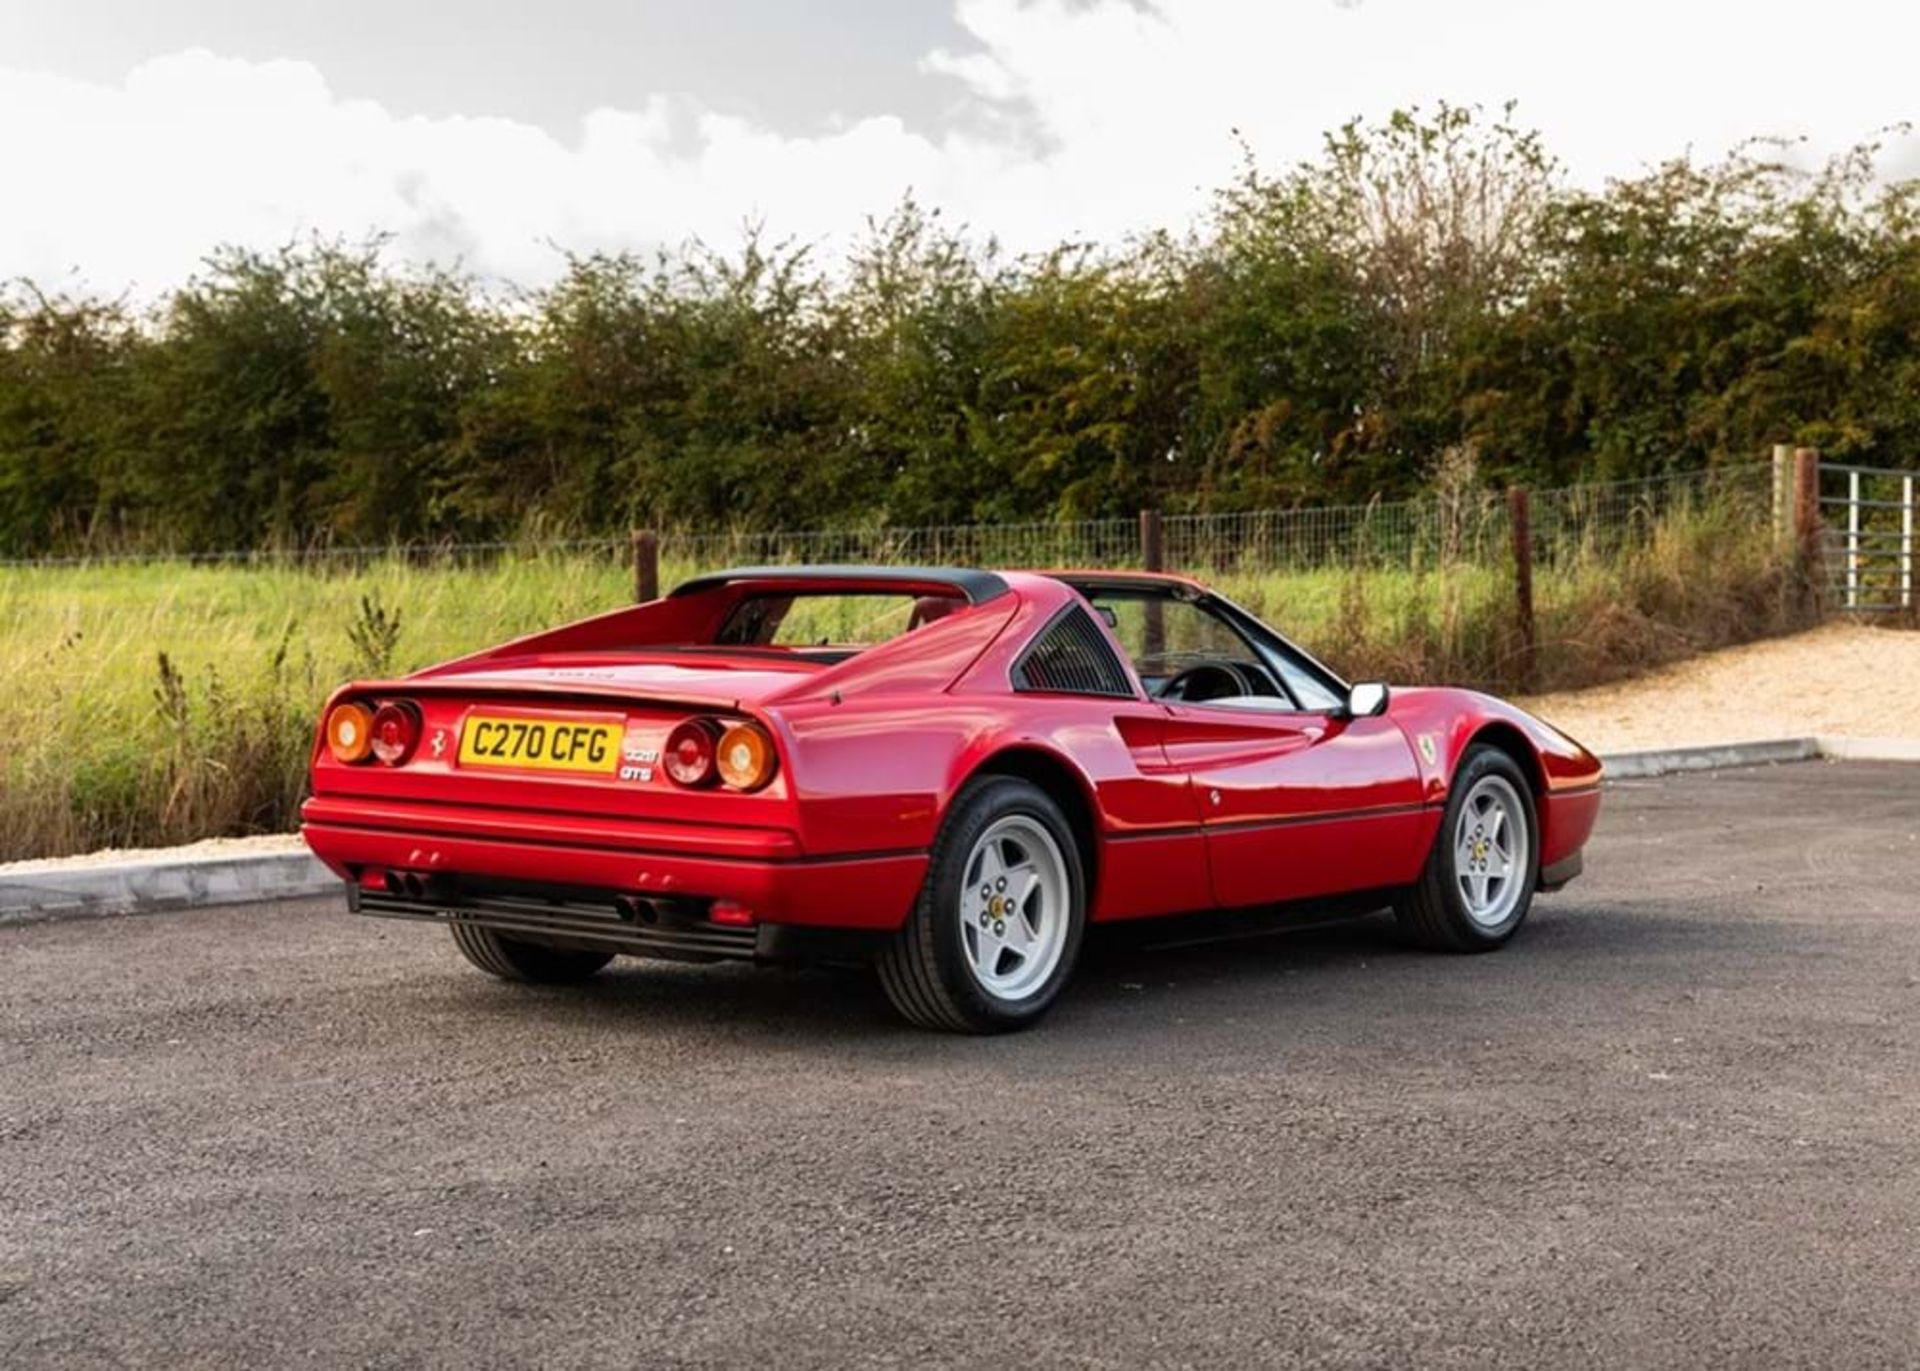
370 701 421 766
664 719 719 787
716 722 777 792
325 703 374 764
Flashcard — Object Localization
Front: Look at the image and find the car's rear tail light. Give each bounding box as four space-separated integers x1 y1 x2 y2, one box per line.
370 700 421 766
716 722 777 792
664 719 720 787
325 703 374 764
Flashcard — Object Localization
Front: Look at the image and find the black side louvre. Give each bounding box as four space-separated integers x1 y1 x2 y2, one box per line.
1013 607 1134 697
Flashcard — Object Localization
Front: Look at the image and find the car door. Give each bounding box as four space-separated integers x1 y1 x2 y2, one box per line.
1063 579 1430 912
1157 700 1428 909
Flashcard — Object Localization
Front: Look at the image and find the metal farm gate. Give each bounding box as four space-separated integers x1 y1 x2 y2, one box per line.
1819 462 1918 616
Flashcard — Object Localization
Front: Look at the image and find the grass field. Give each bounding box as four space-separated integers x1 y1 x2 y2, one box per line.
0 501 1804 860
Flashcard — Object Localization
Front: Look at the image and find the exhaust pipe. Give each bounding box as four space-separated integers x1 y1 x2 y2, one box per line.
615 895 658 925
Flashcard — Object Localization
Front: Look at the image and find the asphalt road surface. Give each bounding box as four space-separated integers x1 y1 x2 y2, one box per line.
5 761 1920 1368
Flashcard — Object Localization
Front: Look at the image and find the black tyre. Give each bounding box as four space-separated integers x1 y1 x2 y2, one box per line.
1394 744 1539 952
877 776 1087 1033
448 921 615 983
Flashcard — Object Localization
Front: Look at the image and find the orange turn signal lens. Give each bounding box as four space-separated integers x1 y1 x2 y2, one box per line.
326 702 374 764
716 722 777 792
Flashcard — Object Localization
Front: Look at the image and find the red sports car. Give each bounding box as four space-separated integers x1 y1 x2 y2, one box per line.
302 567 1602 1032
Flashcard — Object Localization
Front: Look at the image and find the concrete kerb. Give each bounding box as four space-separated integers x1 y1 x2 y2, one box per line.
1599 736 1822 779
0 848 335 926
1814 735 1920 764
1603 735 1920 778
4 736 1917 924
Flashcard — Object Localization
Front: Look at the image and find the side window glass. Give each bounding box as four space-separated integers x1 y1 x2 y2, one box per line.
1098 597 1248 682
1085 589 1346 712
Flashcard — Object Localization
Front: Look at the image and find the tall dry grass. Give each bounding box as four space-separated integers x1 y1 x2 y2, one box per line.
1216 491 1805 692
0 501 1807 861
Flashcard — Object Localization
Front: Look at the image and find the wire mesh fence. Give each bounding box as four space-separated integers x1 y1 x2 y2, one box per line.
665 461 1774 577
666 517 1146 573
1530 464 1776 567
0 535 635 572
0 459 1777 588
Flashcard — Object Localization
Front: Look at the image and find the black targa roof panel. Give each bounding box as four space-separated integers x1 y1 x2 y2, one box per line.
668 566 1012 606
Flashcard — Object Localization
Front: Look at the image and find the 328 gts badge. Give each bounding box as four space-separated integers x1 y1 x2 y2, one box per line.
620 746 659 783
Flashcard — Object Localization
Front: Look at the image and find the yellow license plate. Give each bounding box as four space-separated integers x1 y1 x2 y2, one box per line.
458 715 623 774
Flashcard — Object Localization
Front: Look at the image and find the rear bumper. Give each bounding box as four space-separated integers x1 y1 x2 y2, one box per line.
300 797 926 932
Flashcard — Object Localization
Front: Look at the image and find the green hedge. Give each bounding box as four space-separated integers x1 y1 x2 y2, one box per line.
2 107 1915 554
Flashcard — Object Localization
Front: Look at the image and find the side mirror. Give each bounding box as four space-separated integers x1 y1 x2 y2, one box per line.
1342 682 1390 719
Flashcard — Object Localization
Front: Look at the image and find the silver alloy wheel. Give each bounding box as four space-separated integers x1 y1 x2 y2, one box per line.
1454 774 1530 929
958 814 1071 1003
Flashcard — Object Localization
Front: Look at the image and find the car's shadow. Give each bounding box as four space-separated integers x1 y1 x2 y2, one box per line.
417 891 1759 1046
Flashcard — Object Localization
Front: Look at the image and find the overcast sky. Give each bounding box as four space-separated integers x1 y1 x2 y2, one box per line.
2 0 1914 294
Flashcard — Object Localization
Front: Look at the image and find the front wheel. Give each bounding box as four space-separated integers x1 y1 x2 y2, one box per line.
1394 745 1539 952
877 776 1086 1033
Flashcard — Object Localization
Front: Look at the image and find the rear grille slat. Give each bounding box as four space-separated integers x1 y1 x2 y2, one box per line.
353 888 760 962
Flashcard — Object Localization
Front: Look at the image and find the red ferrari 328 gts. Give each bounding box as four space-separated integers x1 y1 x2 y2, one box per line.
302 567 1602 1032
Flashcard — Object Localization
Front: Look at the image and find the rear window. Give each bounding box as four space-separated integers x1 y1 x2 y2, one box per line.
714 592 964 650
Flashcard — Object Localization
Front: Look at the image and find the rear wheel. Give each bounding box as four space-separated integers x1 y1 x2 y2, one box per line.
1395 745 1538 952
448 922 614 983
877 776 1086 1033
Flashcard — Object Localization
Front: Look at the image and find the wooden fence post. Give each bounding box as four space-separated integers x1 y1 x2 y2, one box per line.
1139 509 1165 662
1139 508 1164 573
631 529 659 603
1771 443 1793 546
1792 448 1821 614
1507 487 1537 692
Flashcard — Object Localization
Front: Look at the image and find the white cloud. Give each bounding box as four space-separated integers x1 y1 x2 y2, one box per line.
2 0 1913 294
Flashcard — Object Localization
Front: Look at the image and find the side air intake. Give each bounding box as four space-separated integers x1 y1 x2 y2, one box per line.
1013 607 1134 697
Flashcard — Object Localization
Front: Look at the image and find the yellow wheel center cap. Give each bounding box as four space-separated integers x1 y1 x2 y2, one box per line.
989 896 1005 918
